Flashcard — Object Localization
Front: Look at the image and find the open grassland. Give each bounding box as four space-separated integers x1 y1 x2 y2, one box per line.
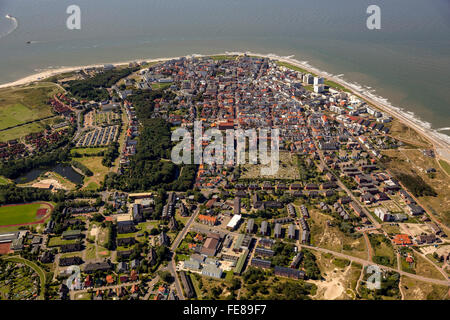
388 120 432 148
241 151 300 180
76 156 109 190
0 202 51 227
401 276 449 300
306 207 367 260
0 118 57 142
368 233 397 268
71 147 107 156
0 83 62 130
412 253 447 280
382 148 450 228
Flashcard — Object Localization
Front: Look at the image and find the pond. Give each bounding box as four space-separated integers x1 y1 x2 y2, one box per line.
14 164 84 185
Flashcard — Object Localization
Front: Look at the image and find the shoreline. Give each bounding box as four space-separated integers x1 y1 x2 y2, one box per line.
1 50 449 162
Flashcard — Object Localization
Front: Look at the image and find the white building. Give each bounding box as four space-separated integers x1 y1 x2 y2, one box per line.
314 84 324 93
227 214 242 231
374 207 393 222
313 76 324 85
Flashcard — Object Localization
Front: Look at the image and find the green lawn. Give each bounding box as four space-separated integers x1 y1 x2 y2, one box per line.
0 203 42 226
0 83 62 130
47 237 79 247
70 147 107 156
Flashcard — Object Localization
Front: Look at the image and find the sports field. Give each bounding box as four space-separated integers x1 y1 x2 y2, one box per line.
0 202 53 227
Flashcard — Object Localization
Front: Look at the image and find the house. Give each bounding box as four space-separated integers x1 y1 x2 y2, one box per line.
301 230 310 244
234 197 241 215
407 204 424 216
350 201 365 217
117 237 136 247
274 223 282 238
59 256 83 266
117 261 129 273
132 204 144 223
250 258 271 269
84 260 113 273
180 271 196 299
288 224 296 239
254 247 275 257
274 266 305 279
290 252 303 268
159 232 170 247
287 203 296 217
117 250 133 260
198 214 217 226
260 220 269 236
258 238 274 248
416 234 437 245
61 230 82 240
392 234 413 246
39 251 54 263
246 219 255 233
60 243 82 253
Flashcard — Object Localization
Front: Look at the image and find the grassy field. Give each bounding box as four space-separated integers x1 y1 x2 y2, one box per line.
383 148 450 227
0 83 62 130
76 156 109 189
388 120 432 148
307 207 367 260
401 276 449 300
0 203 50 226
70 147 107 156
240 151 300 180
47 237 79 247
369 233 397 268
0 118 59 142
151 82 172 90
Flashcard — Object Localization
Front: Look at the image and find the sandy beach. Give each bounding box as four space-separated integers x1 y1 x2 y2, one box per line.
1 51 449 162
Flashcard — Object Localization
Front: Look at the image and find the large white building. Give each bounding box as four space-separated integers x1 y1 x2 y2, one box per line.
374 207 393 222
313 76 324 85
314 84 324 93
226 214 242 231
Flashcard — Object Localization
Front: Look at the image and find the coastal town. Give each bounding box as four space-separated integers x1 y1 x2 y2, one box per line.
0 54 449 301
